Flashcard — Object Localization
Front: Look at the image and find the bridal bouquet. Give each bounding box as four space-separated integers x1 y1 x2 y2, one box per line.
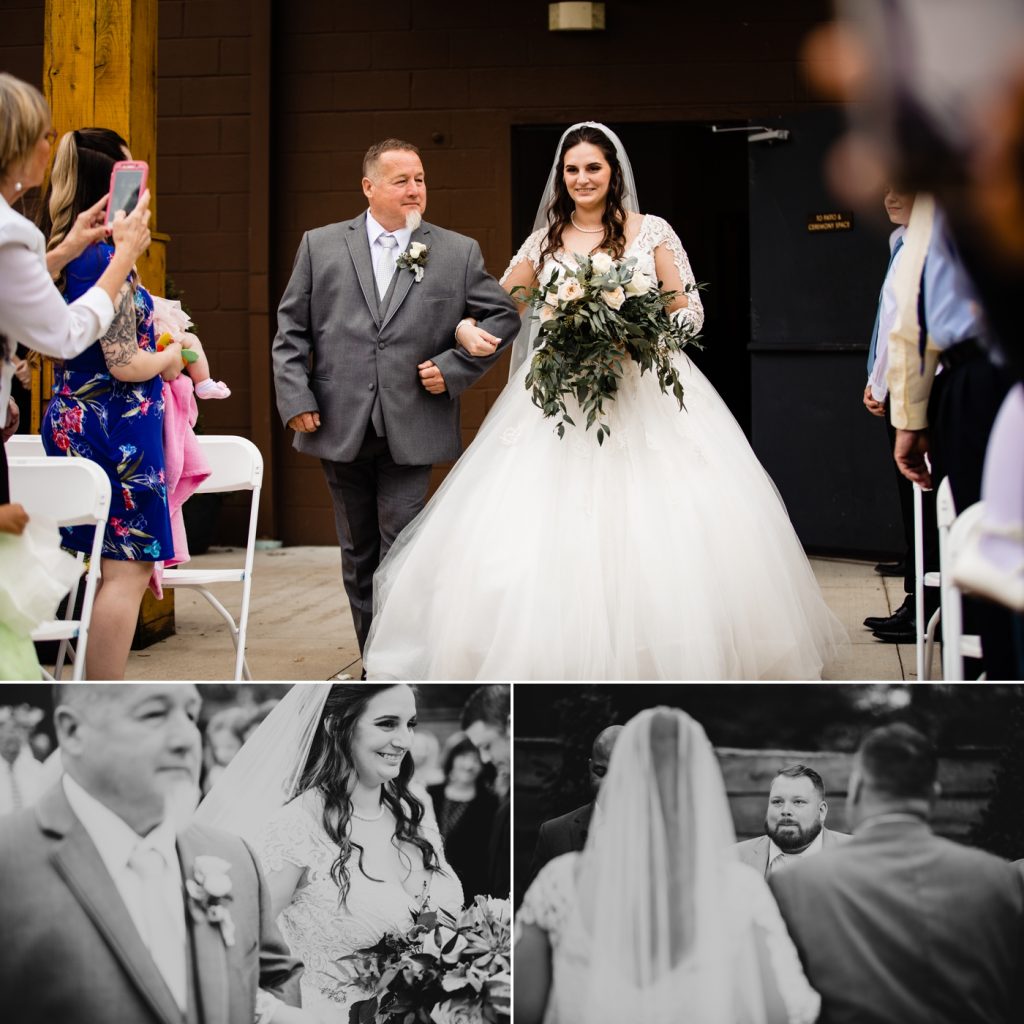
339 895 511 1024
515 253 702 443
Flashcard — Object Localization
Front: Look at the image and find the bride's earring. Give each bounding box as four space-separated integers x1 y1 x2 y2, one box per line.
13 181 22 193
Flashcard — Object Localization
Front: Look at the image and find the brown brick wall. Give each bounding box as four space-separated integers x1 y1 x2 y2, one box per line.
2 0 833 546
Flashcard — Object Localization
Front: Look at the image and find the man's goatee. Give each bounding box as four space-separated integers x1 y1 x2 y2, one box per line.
405 209 422 231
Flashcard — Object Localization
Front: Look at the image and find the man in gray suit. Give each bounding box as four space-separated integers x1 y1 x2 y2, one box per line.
771 724 1024 1024
734 764 850 877
0 685 304 1024
273 139 520 653
528 725 623 883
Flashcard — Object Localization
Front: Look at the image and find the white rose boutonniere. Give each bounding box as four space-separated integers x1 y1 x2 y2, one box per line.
589 251 613 275
625 270 652 296
186 855 236 947
396 241 430 283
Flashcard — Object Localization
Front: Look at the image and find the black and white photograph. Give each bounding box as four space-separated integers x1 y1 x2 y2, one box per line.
514 684 1024 1024
0 683 511 1024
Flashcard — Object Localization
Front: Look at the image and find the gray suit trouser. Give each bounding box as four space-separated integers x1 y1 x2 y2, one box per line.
322 423 431 654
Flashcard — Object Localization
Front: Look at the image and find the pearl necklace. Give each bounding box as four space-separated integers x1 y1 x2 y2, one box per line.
352 804 385 822
570 213 604 234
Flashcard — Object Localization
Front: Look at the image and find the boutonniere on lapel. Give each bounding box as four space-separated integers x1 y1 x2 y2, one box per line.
186 855 236 947
395 241 429 283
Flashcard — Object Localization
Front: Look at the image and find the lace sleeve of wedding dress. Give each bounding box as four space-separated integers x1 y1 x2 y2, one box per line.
514 852 578 945
642 215 705 339
732 864 821 1024
499 227 547 285
254 795 321 875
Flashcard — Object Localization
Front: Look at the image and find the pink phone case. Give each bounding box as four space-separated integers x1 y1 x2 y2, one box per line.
104 160 148 225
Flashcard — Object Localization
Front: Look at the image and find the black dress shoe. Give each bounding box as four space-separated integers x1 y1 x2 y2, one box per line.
863 600 914 632
874 560 906 577
872 626 917 644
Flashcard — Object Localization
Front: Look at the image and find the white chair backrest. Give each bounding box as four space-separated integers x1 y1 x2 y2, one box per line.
193 436 263 493
4 434 46 459
8 456 112 527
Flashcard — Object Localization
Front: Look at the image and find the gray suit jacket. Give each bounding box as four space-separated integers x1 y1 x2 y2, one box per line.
528 802 594 884
0 783 303 1024
273 213 521 465
733 826 851 876
770 818 1024 1024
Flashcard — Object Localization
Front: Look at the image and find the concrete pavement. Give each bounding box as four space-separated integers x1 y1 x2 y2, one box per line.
122 547 921 681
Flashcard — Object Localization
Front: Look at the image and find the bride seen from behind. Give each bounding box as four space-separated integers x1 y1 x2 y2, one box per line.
363 122 846 679
514 708 821 1024
196 684 464 1020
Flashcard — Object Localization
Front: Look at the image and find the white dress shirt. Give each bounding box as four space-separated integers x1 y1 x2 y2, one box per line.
868 225 907 403
62 774 187 1007
365 210 412 297
0 193 115 423
767 827 825 874
0 743 45 815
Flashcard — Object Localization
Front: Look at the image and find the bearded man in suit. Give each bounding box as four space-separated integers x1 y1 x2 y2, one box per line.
273 139 520 655
0 684 305 1024
734 764 851 877
770 724 1024 1024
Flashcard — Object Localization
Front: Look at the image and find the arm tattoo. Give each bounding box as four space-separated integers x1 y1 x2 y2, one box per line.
100 284 139 369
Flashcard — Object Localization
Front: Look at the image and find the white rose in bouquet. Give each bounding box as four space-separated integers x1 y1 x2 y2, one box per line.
625 270 652 296
430 999 484 1024
556 277 584 303
589 251 613 275
544 289 558 307
540 304 556 323
601 286 626 310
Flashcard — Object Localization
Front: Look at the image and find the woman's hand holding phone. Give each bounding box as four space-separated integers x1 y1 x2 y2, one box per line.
110 189 152 263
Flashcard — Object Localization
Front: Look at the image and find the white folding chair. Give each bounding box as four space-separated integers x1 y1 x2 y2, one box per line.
936 477 985 681
913 483 942 681
160 435 263 680
7 454 111 680
5 434 45 458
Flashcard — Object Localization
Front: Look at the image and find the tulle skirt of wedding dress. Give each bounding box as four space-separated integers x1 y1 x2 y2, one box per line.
364 354 847 680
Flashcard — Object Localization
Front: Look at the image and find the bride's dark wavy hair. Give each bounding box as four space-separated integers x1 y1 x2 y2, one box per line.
539 125 629 268
295 683 440 907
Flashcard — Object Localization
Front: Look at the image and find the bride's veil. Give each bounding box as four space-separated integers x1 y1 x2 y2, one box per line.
193 683 331 844
506 121 640 381
574 707 768 1024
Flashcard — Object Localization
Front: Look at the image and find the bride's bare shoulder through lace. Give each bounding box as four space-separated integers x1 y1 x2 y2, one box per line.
500 226 547 284
255 794 324 874
515 851 579 943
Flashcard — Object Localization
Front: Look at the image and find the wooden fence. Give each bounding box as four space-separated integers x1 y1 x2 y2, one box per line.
513 739 1000 897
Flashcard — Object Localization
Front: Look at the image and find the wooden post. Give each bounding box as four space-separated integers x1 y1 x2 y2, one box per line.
41 0 174 646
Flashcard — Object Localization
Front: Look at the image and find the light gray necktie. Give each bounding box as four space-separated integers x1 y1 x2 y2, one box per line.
6 761 21 811
374 233 398 300
128 843 188 1011
767 852 789 878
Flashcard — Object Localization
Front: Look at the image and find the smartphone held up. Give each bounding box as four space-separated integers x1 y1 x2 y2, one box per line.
104 160 148 226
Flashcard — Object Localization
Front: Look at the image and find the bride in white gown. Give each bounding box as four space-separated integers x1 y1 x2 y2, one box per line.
196 685 464 1020
514 707 821 1024
363 122 846 680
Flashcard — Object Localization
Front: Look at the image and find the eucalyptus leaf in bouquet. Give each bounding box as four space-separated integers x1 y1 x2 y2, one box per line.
514 252 703 443
339 895 511 1024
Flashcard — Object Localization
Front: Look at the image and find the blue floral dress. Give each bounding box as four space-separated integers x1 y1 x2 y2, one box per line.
42 243 172 562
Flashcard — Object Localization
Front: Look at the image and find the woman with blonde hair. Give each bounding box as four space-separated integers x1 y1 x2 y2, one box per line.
40 126 184 679
0 72 153 677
